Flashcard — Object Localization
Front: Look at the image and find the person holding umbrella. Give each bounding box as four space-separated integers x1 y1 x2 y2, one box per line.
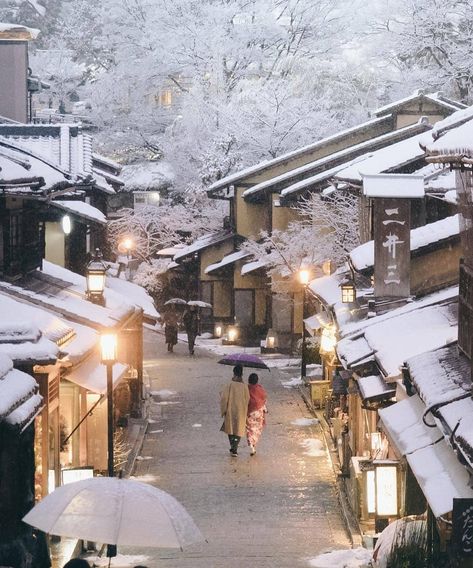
182 305 199 356
246 373 268 455
163 308 179 353
220 364 250 456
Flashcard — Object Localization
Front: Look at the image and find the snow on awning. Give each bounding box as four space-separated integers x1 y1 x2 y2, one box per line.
378 393 473 517
6 393 43 431
337 335 375 369
357 375 395 403
51 200 106 225
156 244 186 257
350 215 460 272
65 354 128 394
407 441 473 518
241 260 268 276
0 367 39 417
174 231 233 261
309 271 345 308
379 395 442 456
205 250 250 274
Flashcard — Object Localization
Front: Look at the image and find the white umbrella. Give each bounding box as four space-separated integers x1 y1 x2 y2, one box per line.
23 477 204 549
164 298 187 306
187 300 212 308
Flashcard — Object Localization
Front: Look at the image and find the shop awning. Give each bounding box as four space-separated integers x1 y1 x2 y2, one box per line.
65 354 128 394
379 395 473 517
6 393 44 432
337 335 375 369
205 250 250 275
357 375 395 403
241 260 268 276
304 315 321 335
407 441 473 517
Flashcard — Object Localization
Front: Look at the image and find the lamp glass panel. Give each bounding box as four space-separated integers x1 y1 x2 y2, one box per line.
100 334 117 363
87 273 106 293
341 285 355 303
62 215 71 235
299 270 310 285
267 336 275 348
228 327 238 341
375 465 398 516
214 325 222 338
366 469 376 514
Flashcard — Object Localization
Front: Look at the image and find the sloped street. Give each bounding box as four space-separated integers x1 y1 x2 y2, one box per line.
98 330 350 567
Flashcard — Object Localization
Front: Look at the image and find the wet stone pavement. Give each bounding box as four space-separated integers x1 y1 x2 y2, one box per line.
114 329 350 567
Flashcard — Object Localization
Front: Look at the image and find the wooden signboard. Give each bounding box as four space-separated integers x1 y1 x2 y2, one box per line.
453 498 473 556
373 198 411 298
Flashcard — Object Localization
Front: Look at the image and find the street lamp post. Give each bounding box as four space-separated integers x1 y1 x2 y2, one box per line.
86 249 107 306
100 333 118 477
299 269 310 380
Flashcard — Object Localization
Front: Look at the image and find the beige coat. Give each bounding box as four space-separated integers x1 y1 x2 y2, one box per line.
220 379 250 437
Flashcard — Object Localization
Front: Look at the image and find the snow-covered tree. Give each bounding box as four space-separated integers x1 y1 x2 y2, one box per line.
108 193 225 262
239 191 359 292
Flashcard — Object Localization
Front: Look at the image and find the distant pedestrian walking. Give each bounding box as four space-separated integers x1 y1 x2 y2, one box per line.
163 310 179 352
246 373 267 455
182 306 199 355
220 364 250 456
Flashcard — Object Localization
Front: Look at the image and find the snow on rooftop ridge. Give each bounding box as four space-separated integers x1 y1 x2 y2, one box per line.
53 200 106 225
334 131 428 184
204 250 250 274
0 367 38 418
209 114 393 192
0 22 40 38
173 231 233 260
373 90 464 117
350 215 460 272
427 119 473 160
120 161 174 191
245 120 430 198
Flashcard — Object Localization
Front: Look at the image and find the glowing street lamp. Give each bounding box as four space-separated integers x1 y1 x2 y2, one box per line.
227 325 238 343
86 249 107 306
340 276 356 304
119 237 134 258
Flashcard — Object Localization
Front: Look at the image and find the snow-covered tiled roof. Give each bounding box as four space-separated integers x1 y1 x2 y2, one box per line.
405 344 473 472
120 161 174 192
426 118 473 163
373 90 465 117
208 114 394 195
334 131 428 184
51 200 107 225
0 261 139 330
379 393 473 517
337 294 457 380
241 259 268 275
0 22 40 38
204 250 250 274
174 231 234 261
246 120 431 199
350 215 460 272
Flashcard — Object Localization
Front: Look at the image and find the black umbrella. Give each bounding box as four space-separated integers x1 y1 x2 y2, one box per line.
217 353 270 370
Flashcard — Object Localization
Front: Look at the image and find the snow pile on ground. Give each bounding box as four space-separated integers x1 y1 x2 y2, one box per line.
292 417 319 426
281 376 303 388
308 547 372 567
88 553 151 567
130 473 159 483
300 438 326 457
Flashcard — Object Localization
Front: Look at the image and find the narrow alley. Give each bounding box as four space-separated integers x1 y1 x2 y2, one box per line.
110 329 350 567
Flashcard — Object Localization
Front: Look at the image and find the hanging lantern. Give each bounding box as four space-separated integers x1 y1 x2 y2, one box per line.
214 323 223 338
299 268 310 286
86 249 107 306
227 325 238 343
340 277 356 303
62 215 71 235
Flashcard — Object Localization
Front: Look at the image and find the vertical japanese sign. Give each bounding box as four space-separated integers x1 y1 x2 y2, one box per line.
373 198 410 298
453 498 473 557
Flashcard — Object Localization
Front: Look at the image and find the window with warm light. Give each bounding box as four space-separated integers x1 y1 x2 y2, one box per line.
214 324 223 338
227 326 238 342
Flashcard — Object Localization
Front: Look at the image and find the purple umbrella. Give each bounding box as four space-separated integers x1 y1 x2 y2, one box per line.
217 353 270 370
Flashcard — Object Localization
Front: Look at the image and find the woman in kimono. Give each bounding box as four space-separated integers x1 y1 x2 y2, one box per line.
246 373 267 456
